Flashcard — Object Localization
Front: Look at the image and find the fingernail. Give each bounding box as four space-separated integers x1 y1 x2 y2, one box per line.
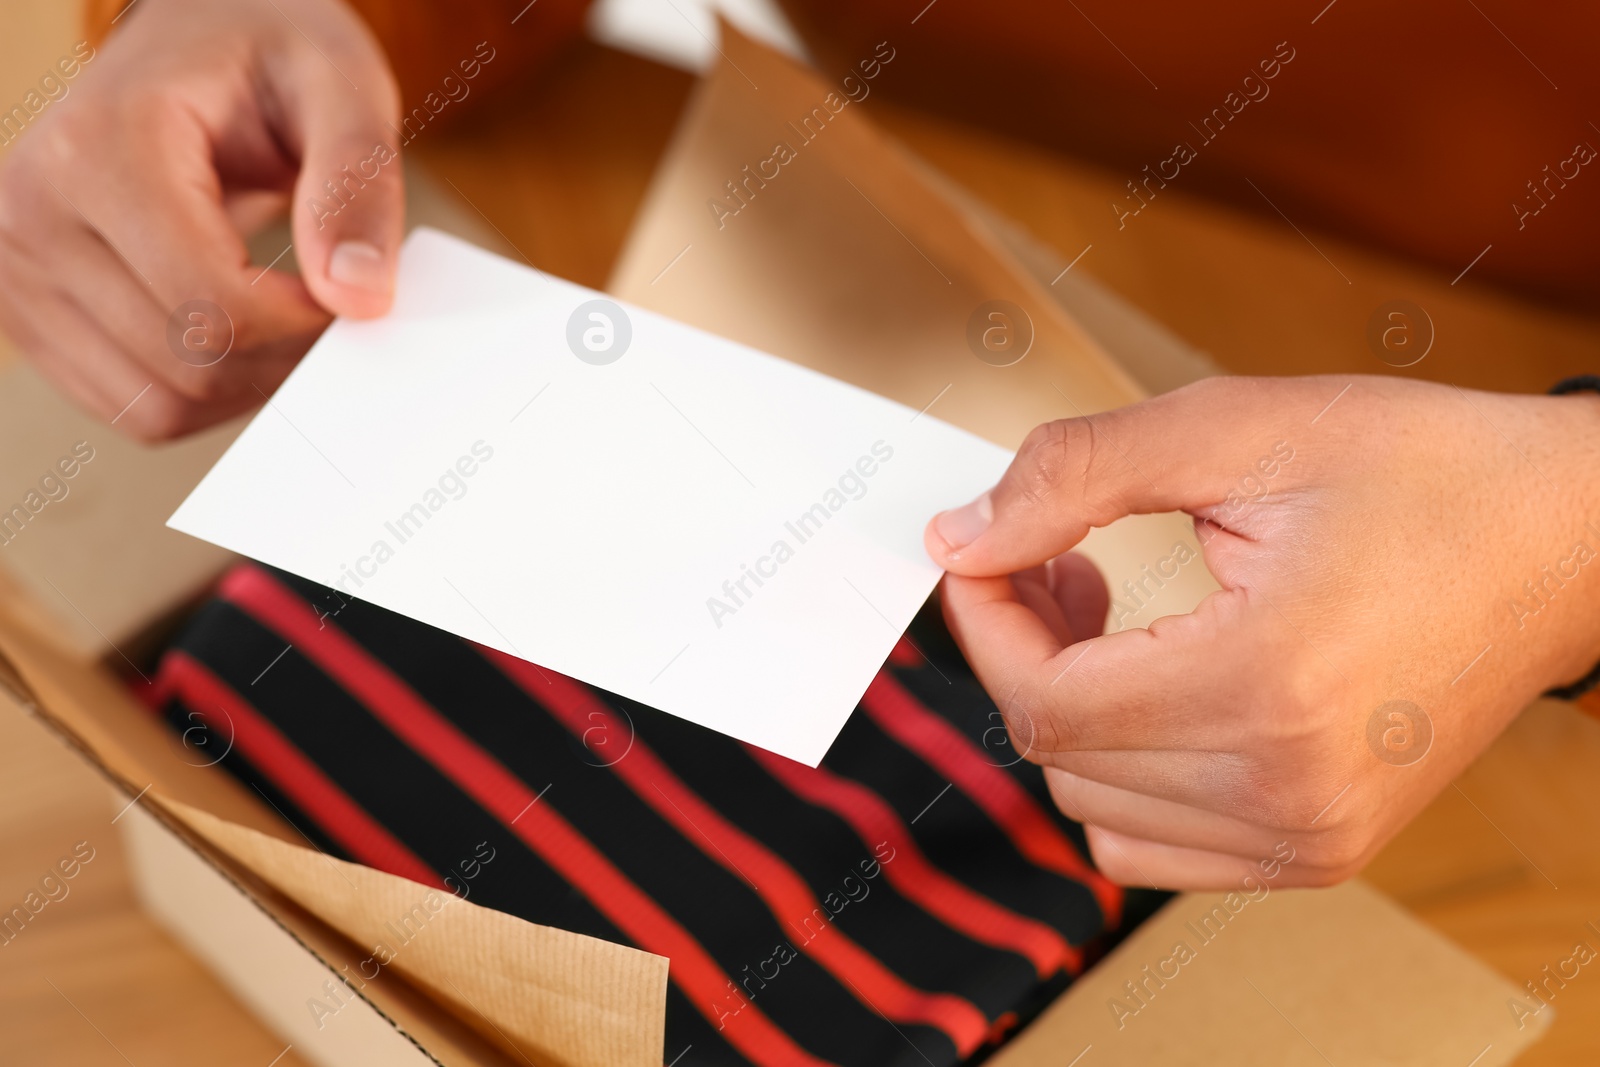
328 240 387 294
935 491 992 550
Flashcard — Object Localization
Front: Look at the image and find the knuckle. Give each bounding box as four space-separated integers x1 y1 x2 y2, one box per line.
1180 375 1233 403
37 105 98 168
1239 757 1360 841
1000 678 1071 756
0 158 48 235
1235 637 1347 754
113 80 182 121
1294 866 1343 888
1296 852 1363 887
1233 756 1344 834
1085 830 1141 887
1233 763 1298 825
1012 418 1087 510
1169 374 1244 416
1279 648 1339 729
1298 830 1368 873
121 392 193 443
166 368 234 404
1041 767 1081 812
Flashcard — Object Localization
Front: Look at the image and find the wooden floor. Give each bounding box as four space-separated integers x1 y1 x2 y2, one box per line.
3 1 1599 1062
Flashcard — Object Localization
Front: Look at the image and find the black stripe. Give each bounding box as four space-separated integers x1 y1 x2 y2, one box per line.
168 602 626 944
171 600 755 1066
833 678 1108 946
170 568 1154 1066
279 580 929 1067
602 688 1040 1025
903 596 1174 942
157 694 350 862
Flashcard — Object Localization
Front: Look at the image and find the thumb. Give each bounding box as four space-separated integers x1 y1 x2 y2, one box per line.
926 379 1279 577
285 55 405 319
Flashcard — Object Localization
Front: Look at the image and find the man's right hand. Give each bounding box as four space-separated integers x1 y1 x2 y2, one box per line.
925 375 1600 889
0 0 404 441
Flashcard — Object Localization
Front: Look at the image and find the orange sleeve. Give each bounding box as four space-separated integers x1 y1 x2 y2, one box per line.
82 0 592 126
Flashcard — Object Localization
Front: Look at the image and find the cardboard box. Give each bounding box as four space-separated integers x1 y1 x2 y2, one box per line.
0 26 1547 1067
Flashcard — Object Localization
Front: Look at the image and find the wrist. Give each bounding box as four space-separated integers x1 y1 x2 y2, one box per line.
1513 390 1600 691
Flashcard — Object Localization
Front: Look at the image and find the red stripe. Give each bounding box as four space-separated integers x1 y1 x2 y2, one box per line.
150 650 442 888
485 649 991 1056
861 671 1124 924
888 637 921 668
748 747 1082 980
221 566 828 1067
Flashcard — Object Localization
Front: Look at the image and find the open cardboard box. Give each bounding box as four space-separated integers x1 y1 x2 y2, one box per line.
0 27 1547 1067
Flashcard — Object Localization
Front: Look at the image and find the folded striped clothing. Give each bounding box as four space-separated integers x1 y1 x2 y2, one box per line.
144 563 1165 1066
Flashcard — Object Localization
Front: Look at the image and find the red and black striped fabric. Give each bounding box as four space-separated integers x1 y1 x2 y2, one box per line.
143 563 1164 1066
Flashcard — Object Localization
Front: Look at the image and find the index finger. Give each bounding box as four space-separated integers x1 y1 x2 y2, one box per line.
52 92 328 356
940 570 1254 755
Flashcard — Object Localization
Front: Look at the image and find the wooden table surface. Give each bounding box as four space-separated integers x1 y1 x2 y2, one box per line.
2 4 1598 1064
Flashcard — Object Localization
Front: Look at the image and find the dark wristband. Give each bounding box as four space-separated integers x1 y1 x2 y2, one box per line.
1545 376 1600 700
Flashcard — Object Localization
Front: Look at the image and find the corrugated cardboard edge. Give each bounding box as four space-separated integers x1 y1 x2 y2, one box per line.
0 608 669 1067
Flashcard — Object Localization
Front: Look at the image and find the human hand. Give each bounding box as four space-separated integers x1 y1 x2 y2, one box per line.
0 0 403 440
925 375 1600 889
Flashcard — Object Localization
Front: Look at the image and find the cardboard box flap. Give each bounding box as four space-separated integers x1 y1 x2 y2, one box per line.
610 23 1219 632
163 799 670 1067
0 584 291 838
0 596 668 1067
0 367 239 662
993 880 1547 1065
610 23 1145 436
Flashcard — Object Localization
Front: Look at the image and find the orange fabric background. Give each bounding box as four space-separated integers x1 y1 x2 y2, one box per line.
777 0 1600 310
82 0 591 132
84 0 1600 310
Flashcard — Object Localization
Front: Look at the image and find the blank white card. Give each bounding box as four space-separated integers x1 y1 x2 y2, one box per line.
170 228 1012 766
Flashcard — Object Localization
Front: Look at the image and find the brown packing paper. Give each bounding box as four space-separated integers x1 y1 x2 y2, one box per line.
611 31 1142 422
0 578 295 840
0 678 525 1067
160 798 669 1067
0 608 670 1067
610 24 1220 636
82 727 537 1067
115 798 473 1067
